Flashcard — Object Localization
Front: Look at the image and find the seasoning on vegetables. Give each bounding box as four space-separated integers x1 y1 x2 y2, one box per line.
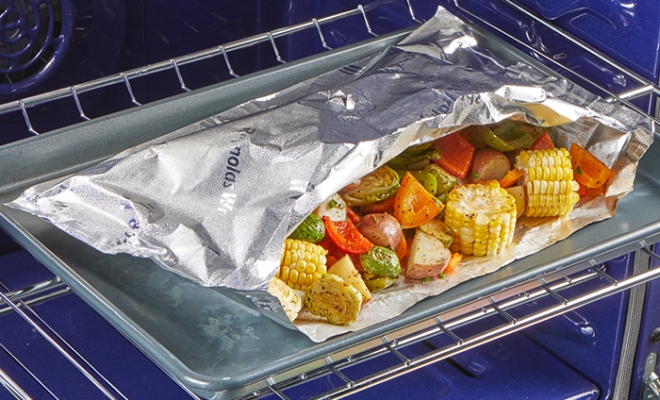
569 142 613 189
405 230 452 280
268 277 303 321
305 274 363 325
340 165 400 206
393 172 443 229
444 181 517 256
323 216 374 254
359 246 402 279
289 213 325 243
432 131 476 178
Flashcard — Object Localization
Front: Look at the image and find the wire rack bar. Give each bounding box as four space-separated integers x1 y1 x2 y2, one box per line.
0 0 404 129
0 291 127 400
453 0 660 130
0 277 69 316
235 248 660 400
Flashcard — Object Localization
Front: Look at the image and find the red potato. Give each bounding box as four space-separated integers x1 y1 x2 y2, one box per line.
405 231 451 280
356 213 403 251
469 148 511 183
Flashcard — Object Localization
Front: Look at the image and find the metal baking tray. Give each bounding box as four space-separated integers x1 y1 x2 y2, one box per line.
1 19 660 399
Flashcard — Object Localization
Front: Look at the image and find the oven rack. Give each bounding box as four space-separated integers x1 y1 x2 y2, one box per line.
2 1 660 399
2 244 658 399
232 244 660 399
0 0 659 138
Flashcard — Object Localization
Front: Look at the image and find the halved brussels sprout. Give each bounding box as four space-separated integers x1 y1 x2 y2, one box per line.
361 272 397 292
359 246 401 279
289 213 325 243
340 165 400 206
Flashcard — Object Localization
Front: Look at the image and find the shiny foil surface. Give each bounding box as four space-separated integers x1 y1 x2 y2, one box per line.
6 8 654 340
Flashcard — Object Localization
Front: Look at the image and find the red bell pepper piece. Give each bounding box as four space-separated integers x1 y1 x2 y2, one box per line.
322 216 373 254
433 132 476 178
530 131 555 150
359 196 396 214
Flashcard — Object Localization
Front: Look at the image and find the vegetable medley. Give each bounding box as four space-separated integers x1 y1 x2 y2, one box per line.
268 120 614 325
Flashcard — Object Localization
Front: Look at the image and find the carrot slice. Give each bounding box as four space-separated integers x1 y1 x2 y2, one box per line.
498 169 524 188
393 173 443 229
569 143 612 189
444 252 462 274
433 132 476 178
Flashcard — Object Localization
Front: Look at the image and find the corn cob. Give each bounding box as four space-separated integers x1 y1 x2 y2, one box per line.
444 181 517 256
278 238 328 290
515 148 580 217
268 277 303 321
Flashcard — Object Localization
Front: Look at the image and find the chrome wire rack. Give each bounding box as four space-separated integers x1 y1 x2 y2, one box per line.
2 0 660 399
0 0 658 137
235 245 660 399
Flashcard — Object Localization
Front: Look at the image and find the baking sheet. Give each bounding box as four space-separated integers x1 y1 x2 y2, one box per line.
1 20 660 399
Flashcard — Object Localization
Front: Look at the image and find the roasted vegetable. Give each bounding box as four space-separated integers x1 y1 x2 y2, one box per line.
268 277 303 321
387 142 438 169
444 181 517 256
323 216 374 254
530 131 555 150
395 170 438 196
359 246 402 279
405 231 451 280
278 239 328 290
504 185 526 218
569 142 612 189
361 272 397 292
483 120 535 152
418 218 453 248
393 172 443 229
340 165 400 206
314 193 347 222
515 148 581 217
433 131 476 178
423 163 457 195
356 213 403 252
305 274 363 325
498 169 525 189
289 213 325 243
327 254 372 302
469 148 511 183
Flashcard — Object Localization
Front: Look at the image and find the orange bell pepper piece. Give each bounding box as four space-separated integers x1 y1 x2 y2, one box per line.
393 172 443 229
498 169 525 188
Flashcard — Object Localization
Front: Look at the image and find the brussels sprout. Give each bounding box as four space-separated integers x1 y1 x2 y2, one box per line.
289 213 325 243
341 165 400 206
423 163 456 195
361 272 397 292
359 246 401 279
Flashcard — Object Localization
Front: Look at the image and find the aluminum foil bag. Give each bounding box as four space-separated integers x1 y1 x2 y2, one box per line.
6 7 654 335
